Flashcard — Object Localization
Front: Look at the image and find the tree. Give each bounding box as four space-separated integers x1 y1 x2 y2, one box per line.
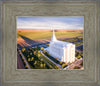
44 63 46 67
55 65 59 69
40 63 43 68
25 65 28 68
60 61 63 65
38 51 40 54
43 50 46 53
31 57 34 61
41 47 43 51
28 58 31 62
47 52 50 55
22 48 26 52
49 65 52 68
34 61 37 65
27 55 29 58
30 53 32 55
77 55 81 59
40 58 43 61
37 54 40 58
62 63 67 68
34 51 36 55
23 60 25 63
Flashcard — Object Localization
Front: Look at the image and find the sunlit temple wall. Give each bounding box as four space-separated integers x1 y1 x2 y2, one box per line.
47 30 75 64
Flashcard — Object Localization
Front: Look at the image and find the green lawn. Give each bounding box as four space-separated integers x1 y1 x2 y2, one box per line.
17 31 83 40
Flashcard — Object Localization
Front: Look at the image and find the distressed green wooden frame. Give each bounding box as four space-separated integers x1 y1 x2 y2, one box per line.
0 0 100 86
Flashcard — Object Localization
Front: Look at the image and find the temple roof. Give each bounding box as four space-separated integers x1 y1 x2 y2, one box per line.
50 29 74 48
51 29 57 42
51 40 73 48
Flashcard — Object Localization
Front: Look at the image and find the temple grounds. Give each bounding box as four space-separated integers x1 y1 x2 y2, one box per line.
17 30 83 69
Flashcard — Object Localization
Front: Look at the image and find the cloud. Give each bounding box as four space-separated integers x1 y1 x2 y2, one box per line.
17 17 83 30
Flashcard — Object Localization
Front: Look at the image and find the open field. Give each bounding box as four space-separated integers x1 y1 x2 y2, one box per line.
17 29 83 49
17 29 83 32
17 29 83 40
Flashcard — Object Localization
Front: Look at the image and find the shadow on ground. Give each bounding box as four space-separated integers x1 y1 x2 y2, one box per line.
17 35 49 49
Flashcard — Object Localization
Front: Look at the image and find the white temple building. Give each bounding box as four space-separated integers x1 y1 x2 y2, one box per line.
46 30 76 63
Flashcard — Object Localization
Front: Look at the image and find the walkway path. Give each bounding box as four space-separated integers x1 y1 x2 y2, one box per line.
65 58 83 69
17 52 25 69
31 49 54 69
19 50 31 69
40 56 54 69
40 51 63 69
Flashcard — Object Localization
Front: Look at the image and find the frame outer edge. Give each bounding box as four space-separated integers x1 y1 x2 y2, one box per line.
0 1 3 86
0 1 2 85
0 1 1 86
98 0 100 85
0 0 100 86
96 0 100 85
0 1 6 86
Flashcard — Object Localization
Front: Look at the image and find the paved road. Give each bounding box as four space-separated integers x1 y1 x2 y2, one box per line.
76 44 83 53
76 49 83 53
17 52 25 69
40 51 63 69
19 50 31 69
40 56 54 69
65 58 83 69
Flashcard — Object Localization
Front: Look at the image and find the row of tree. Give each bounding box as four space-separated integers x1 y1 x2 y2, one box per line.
21 47 52 69
41 48 67 68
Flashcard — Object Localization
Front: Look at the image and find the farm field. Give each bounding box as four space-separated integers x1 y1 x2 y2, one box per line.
17 29 83 40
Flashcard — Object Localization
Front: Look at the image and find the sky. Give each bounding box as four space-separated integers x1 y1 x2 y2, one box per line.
17 17 83 30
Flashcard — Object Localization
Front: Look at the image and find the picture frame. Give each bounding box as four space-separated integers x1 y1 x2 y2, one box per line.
0 0 100 86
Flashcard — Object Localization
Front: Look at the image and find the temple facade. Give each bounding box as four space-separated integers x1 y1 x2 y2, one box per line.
47 30 75 63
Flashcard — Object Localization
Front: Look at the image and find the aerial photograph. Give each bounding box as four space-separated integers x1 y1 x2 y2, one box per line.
17 17 83 69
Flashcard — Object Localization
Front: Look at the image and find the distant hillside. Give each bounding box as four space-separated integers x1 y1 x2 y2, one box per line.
17 29 83 32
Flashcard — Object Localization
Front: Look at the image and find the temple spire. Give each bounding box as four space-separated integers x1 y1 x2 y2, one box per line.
51 29 57 42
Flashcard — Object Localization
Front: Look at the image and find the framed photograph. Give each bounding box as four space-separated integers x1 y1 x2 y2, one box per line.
17 16 84 70
0 0 100 86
